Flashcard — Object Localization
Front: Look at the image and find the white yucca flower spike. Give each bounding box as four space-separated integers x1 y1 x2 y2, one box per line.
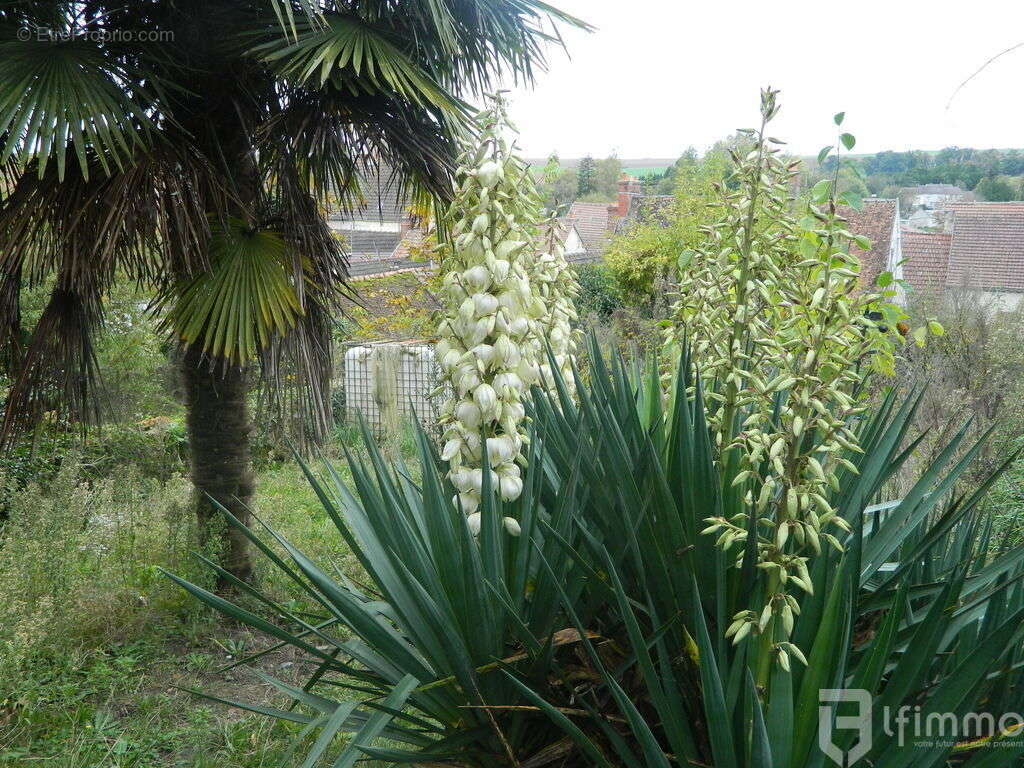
436 94 543 520
527 214 582 396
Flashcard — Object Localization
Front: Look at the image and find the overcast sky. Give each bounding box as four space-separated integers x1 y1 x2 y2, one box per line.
505 0 1024 159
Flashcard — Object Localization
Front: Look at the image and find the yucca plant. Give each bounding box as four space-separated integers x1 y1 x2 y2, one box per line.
507 93 1024 766
169 341 1024 767
518 338 1024 767
165 417 610 767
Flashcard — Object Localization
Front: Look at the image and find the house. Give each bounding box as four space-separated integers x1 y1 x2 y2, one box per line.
327 167 429 278
564 201 615 260
841 199 905 301
900 184 972 231
544 219 588 262
900 202 1024 311
901 184 972 211
564 176 657 261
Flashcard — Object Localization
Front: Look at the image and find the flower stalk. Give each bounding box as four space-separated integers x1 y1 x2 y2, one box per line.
436 95 579 530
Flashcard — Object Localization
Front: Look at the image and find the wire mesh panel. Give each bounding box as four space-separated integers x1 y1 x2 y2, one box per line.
336 340 448 435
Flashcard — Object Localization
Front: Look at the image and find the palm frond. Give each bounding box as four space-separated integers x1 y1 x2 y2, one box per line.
0 36 158 180
256 84 458 209
403 0 593 95
252 15 466 115
0 147 224 441
256 163 350 449
0 146 222 286
1 278 104 443
258 0 591 97
161 217 304 364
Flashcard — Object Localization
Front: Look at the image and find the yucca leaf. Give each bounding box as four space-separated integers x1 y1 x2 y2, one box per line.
340 674 418 768
691 577 738 768
790 559 853 768
501 672 615 768
747 671 773 768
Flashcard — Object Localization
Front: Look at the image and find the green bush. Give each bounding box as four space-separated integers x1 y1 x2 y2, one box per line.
82 420 189 481
573 263 622 317
0 420 188 512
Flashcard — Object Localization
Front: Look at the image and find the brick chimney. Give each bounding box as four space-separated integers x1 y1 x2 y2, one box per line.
611 175 642 219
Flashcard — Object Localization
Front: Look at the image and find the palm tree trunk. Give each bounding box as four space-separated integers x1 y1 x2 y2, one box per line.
181 344 255 584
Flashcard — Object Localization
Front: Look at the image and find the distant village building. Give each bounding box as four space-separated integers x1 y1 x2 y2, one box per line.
842 199 905 302
327 167 428 277
900 202 1024 311
903 184 972 210
564 176 673 261
900 184 973 230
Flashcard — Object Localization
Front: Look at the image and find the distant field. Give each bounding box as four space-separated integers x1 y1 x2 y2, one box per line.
623 166 668 177
527 158 674 172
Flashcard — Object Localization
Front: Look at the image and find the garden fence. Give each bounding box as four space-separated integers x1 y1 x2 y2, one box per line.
334 340 448 435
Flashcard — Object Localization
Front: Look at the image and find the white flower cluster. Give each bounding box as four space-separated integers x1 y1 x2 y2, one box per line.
436 97 548 531
526 218 582 396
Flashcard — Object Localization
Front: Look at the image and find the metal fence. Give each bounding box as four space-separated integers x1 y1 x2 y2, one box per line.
334 340 448 434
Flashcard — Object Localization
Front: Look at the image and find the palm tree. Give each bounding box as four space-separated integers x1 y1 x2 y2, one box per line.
0 0 586 581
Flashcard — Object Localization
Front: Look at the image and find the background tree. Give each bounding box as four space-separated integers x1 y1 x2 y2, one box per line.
576 154 597 197
603 146 726 306
594 154 623 198
811 144 1024 196
0 0 586 582
975 175 1019 201
536 151 578 212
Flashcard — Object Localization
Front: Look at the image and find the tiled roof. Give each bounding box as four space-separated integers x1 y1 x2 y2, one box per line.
946 202 1024 293
618 194 676 232
839 199 897 287
565 202 614 257
333 165 408 222
901 231 951 295
332 228 402 257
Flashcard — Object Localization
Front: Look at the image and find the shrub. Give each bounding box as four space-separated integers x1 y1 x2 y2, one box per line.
573 263 622 318
0 462 204 675
601 146 725 308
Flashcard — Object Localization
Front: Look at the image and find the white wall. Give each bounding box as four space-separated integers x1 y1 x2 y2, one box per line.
979 291 1024 312
563 226 585 257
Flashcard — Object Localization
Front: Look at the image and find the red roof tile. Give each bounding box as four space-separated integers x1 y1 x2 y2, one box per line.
565 202 613 256
838 200 897 287
946 203 1024 293
901 231 951 296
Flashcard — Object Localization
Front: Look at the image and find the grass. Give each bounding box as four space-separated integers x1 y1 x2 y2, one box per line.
0 428 411 767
